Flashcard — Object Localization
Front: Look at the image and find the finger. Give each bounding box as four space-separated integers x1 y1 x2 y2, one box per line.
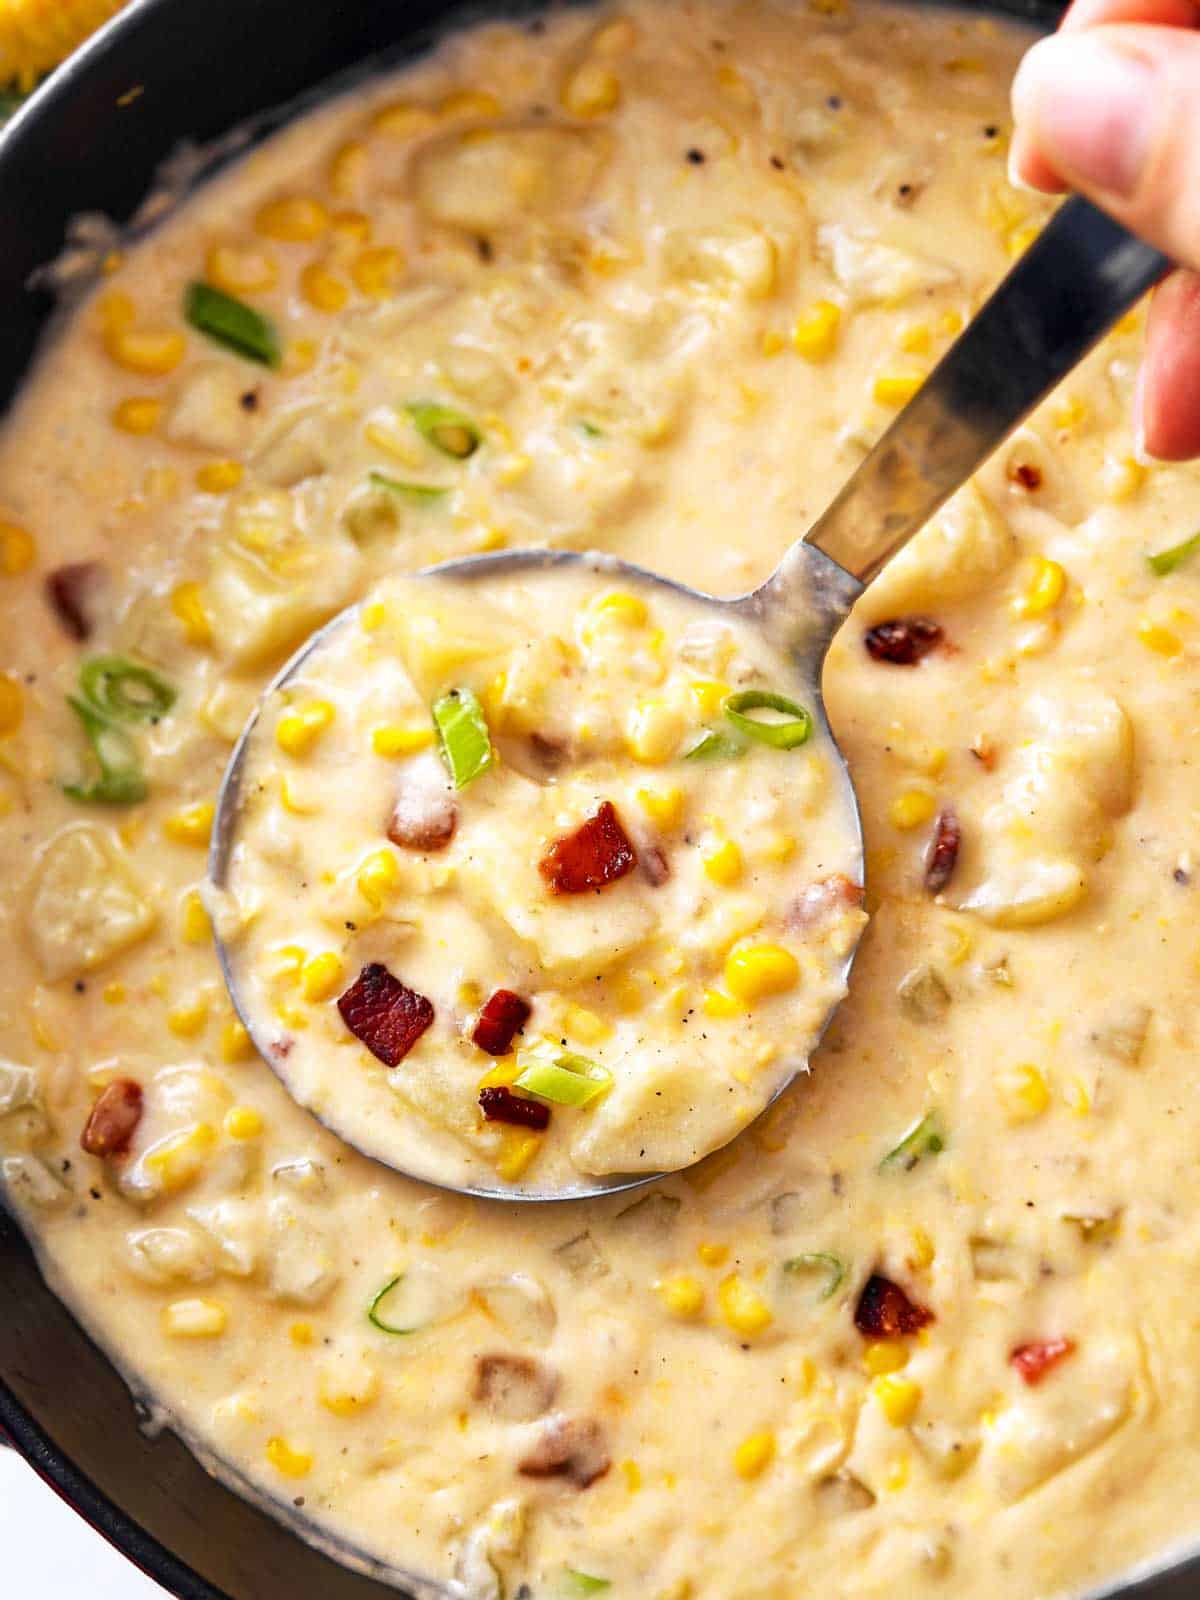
1139 268 1200 459
1010 24 1200 266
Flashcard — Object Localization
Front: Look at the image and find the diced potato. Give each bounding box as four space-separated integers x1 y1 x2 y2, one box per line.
818 224 957 307
961 857 1088 929
572 1045 747 1174
861 483 1015 618
125 1225 217 1286
662 223 778 299
250 402 353 489
28 826 157 982
166 363 256 456
413 124 608 232
1 1154 70 1210
188 1198 263 1277
455 1498 528 1600
380 579 520 701
0 1060 38 1117
266 1197 341 1306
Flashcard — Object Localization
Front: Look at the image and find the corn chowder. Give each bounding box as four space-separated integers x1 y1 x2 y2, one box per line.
2 1 1199 1596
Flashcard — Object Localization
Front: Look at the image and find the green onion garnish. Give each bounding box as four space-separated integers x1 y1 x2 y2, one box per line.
577 420 605 440
1147 529 1200 576
367 1274 418 1336
724 689 813 749
406 401 482 459
880 1110 945 1172
515 1048 611 1108
368 471 449 504
184 281 282 368
80 655 176 724
783 1252 846 1302
684 728 746 762
432 687 494 788
61 697 147 805
561 1573 612 1596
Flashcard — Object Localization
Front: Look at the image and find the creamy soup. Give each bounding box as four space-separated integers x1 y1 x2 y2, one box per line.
3 3 1200 1598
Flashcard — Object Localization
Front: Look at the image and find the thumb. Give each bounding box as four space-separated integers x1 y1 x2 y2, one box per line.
1011 23 1200 268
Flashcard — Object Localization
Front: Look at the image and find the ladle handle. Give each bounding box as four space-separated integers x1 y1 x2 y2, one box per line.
803 198 1168 584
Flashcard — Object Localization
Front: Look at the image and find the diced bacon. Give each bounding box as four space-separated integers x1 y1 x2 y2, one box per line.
924 809 961 894
538 801 638 895
472 989 532 1056
854 1272 934 1339
45 562 105 642
1011 1337 1076 1386
787 873 865 931
337 963 434 1067
80 1078 143 1159
518 1413 611 1488
386 754 458 852
864 616 943 665
478 1085 550 1130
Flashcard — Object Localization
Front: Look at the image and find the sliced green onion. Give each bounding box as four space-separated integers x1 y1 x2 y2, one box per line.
368 471 449 504
515 1049 611 1108
783 1252 846 1302
1147 529 1200 576
406 401 482 459
367 1274 418 1336
880 1110 945 1172
61 697 147 805
577 420 605 440
561 1572 612 1597
683 728 746 762
432 687 494 788
184 281 282 368
724 689 813 750
80 655 176 724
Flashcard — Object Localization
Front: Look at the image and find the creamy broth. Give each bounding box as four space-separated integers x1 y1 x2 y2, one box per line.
3 3 1200 1597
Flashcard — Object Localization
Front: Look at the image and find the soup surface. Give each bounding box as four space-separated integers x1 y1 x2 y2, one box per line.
3 3 1200 1597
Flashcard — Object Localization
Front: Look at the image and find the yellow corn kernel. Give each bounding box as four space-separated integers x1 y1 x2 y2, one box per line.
758 831 797 864
479 1057 523 1090
329 139 368 197
997 1061 1051 1123
718 1274 773 1339
102 982 126 1005
357 848 403 909
733 1430 776 1480
1138 619 1183 658
1006 223 1039 259
558 1001 612 1045
224 1105 264 1140
180 889 212 946
352 246 404 298
319 1367 380 1417
874 372 925 408
688 678 729 718
863 1340 909 1377
0 673 23 736
703 837 744 887
561 61 621 118
371 723 436 757
105 324 187 377
1014 556 1067 618
909 1227 936 1270
360 600 389 633
873 1374 922 1427
372 100 438 139
723 944 799 1004
99 290 135 334
657 1274 705 1319
792 300 841 363
276 699 335 757
255 195 330 242
495 1127 544 1182
890 788 937 830
1051 394 1087 432
300 261 350 314
163 800 215 848
204 243 279 296
627 699 685 765
591 15 638 54
167 997 210 1038
1102 454 1147 503
940 308 965 336
595 590 648 626
221 1019 256 1064
331 209 372 246
301 952 344 1003
169 581 213 649
266 1437 313 1479
196 459 244 495
145 1123 217 1193
1063 1074 1092 1117
899 322 932 355
282 337 317 376
161 1298 228 1339
759 329 786 357
636 785 685 831
290 1321 315 1347
438 89 502 121
0 521 34 576
112 397 163 436
697 1241 729 1268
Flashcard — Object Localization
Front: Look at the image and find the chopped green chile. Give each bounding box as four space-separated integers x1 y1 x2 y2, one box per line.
184 281 283 368
561 1573 612 1596
723 688 813 749
432 687 494 788
368 471 450 504
62 697 147 805
406 401 482 459
367 1274 418 1335
515 1049 611 1107
1147 530 1200 576
684 728 746 762
80 655 176 724
880 1109 946 1171
783 1251 847 1301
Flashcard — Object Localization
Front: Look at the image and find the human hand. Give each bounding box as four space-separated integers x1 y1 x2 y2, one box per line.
1009 0 1200 461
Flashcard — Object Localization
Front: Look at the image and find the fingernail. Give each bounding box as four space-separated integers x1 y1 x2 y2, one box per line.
1132 367 1153 464
1012 35 1158 198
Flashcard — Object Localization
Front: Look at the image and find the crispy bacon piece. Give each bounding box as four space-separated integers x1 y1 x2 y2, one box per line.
45 562 104 642
924 809 961 894
472 989 532 1056
518 1414 611 1488
80 1078 143 1159
386 758 458 853
854 1273 934 1339
1011 1337 1076 1386
337 963 434 1067
538 801 638 895
473 1354 559 1421
1008 461 1043 491
787 873 865 932
479 1085 550 1131
864 616 943 666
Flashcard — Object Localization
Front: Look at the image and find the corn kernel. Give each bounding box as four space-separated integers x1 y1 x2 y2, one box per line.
697 1241 729 1268
283 337 318 376
863 1340 909 1377
360 600 389 633
255 196 329 242
169 581 213 649
1102 454 1147 503
300 261 350 314
221 1019 256 1064
204 243 278 298
873 1374 922 1427
495 1127 543 1181
112 397 163 436
557 1001 612 1045
0 674 23 737
718 1273 773 1338
479 1057 523 1089
1138 619 1183 658
372 100 438 139
1006 223 1039 258
899 322 932 355
657 1275 705 1319
180 889 211 946
997 1061 1051 1123
0 521 35 576
161 1298 228 1339
145 1123 217 1192
1052 394 1087 432
874 372 925 408
357 848 403 908
266 1437 313 1479
319 1367 380 1416
167 997 210 1038
301 952 344 1003
329 139 368 197
688 678 729 718
1015 556 1067 618
723 944 799 1004
438 89 502 121
627 698 685 765
331 209 372 246
1063 1074 1092 1116
163 800 215 848
908 1227 936 1270
759 329 786 357
733 1430 776 1479
276 699 335 757
290 1321 315 1346
703 836 744 887
372 723 436 757
595 591 649 626
792 300 841 362
636 785 685 831
103 982 126 1005
196 459 244 495
352 246 404 298
561 61 621 117
105 325 187 377
225 1105 264 1140
890 789 937 830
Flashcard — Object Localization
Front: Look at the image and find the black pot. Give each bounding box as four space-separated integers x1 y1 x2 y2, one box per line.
1 3 1197 1596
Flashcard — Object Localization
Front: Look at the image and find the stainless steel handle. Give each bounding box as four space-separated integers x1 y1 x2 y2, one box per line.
805 198 1168 584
